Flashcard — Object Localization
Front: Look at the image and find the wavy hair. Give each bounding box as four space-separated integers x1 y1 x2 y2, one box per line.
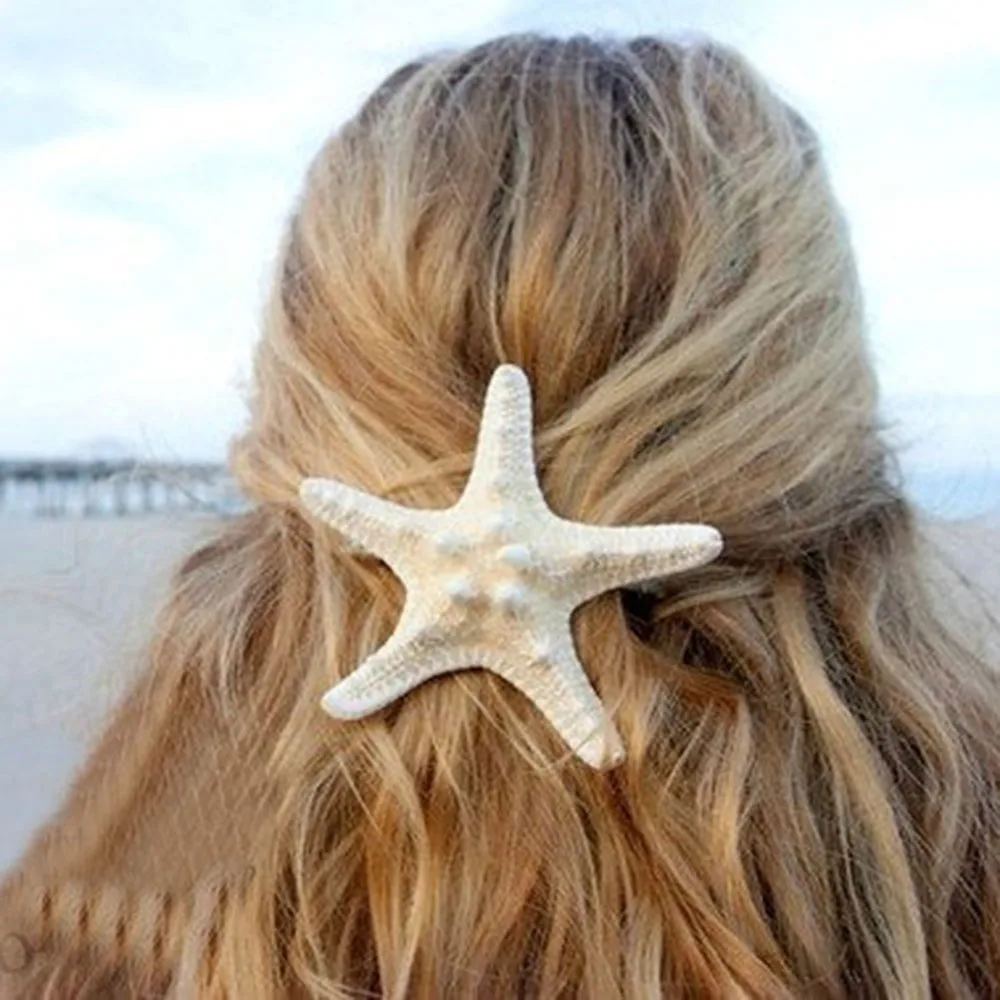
2 32 999 999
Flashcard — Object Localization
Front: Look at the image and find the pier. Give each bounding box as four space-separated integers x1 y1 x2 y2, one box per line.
0 459 247 518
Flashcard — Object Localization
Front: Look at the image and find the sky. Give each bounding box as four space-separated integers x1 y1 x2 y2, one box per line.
0 0 998 506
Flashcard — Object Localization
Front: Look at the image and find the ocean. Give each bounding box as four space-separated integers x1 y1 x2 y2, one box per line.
904 467 1000 521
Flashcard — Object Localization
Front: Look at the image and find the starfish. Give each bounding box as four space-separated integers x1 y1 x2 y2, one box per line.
299 364 723 769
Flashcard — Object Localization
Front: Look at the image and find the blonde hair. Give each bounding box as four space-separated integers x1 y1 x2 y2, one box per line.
2 32 998 999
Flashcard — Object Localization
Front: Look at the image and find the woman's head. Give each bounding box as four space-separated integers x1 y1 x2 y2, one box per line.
4 32 998 1000
235 33 885 558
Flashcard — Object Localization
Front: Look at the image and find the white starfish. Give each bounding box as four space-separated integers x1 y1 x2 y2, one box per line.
300 364 723 770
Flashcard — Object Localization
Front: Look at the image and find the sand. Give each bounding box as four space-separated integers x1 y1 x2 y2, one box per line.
0 510 997 874
0 514 219 872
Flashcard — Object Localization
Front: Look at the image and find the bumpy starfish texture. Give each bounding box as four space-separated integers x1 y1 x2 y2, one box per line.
300 364 723 770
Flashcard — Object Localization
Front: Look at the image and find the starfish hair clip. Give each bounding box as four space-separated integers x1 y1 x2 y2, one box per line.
299 364 724 770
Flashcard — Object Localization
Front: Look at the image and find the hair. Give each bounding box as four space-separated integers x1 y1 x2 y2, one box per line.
2 30 998 1000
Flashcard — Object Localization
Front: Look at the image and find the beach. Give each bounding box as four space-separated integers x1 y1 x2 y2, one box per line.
0 514 220 872
0 510 998 873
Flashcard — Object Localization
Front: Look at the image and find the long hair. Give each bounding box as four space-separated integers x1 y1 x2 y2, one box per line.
2 32 998 999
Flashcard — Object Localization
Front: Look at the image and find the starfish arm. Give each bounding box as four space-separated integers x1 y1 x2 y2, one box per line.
300 477 438 565
458 365 547 509
550 521 723 606
319 599 456 719
493 626 625 770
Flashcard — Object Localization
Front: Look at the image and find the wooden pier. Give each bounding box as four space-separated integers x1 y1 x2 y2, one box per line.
0 459 247 518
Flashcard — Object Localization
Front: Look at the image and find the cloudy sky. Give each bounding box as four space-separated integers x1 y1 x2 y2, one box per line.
1 0 997 506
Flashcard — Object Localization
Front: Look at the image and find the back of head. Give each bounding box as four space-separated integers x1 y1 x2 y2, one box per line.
3 32 998 1000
